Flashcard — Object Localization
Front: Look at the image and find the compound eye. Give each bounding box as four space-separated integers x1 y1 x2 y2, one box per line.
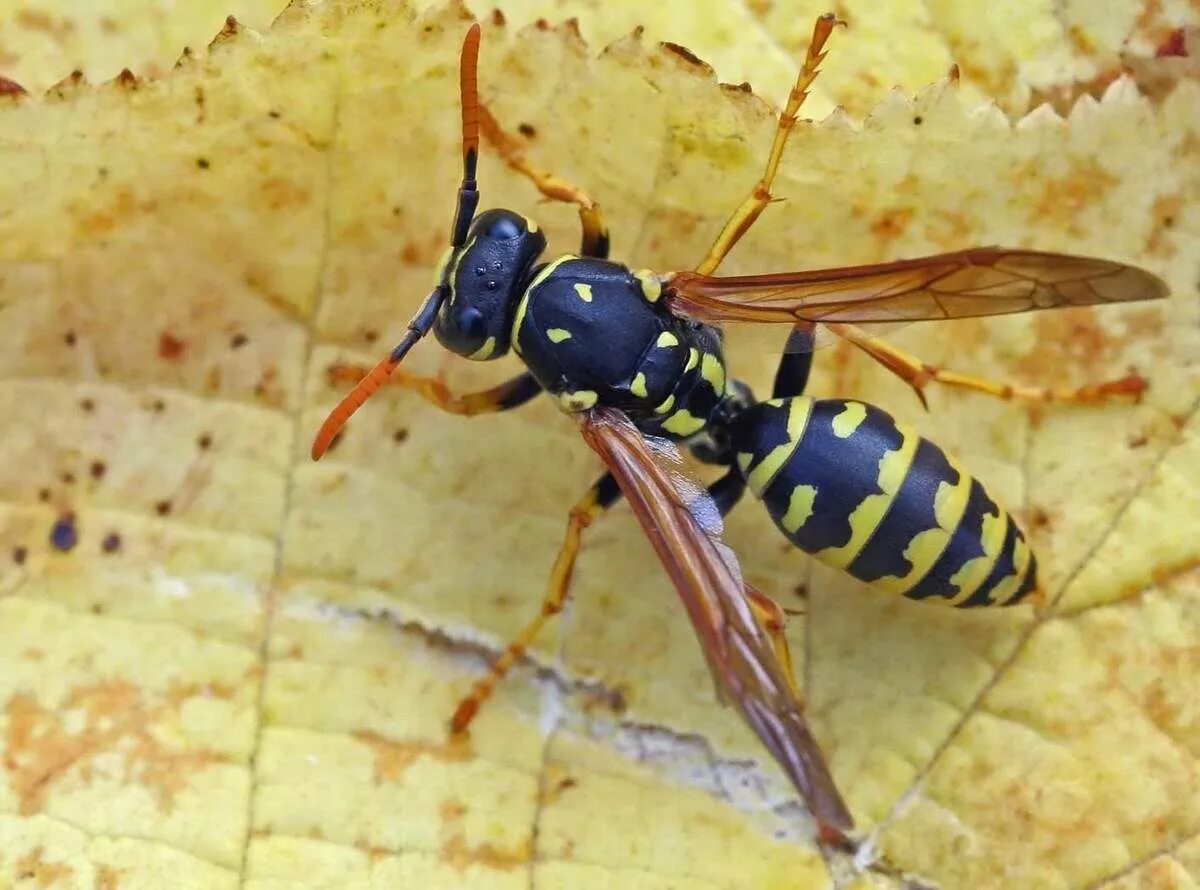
456 305 486 340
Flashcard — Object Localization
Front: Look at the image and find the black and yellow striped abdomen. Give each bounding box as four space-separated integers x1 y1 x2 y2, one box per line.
730 398 1038 607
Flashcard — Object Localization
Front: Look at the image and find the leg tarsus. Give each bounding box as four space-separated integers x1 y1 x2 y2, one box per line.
450 473 620 735
744 586 801 701
706 467 747 516
828 322 1148 408
327 362 540 416
478 105 610 259
694 15 841 276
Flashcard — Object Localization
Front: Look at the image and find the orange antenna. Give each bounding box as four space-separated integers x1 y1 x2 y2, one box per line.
311 22 484 461
460 23 481 171
451 22 482 246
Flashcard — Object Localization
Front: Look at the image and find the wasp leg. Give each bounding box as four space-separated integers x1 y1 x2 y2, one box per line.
451 464 756 733
693 15 839 276
827 322 1149 408
325 362 540 416
451 473 622 734
744 586 803 701
772 322 818 399
479 106 610 259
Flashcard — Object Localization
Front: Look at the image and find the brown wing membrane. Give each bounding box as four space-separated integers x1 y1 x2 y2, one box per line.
666 247 1169 325
578 407 853 837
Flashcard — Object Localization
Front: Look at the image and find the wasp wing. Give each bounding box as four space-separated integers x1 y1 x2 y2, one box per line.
666 247 1168 325
578 406 853 836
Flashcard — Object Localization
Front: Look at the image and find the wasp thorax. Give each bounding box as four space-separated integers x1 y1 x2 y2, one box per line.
434 209 547 360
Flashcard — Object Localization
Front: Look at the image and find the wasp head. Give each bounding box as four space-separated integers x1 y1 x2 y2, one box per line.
433 209 547 360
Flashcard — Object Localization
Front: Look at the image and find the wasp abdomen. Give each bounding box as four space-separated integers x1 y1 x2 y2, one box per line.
730 398 1038 607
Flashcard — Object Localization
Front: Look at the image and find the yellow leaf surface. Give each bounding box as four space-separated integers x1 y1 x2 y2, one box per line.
0 2 1197 889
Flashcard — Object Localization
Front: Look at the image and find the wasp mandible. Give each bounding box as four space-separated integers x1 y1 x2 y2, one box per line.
311 18 1168 841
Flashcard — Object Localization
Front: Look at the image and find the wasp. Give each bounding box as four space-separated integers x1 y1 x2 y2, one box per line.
311 18 1167 841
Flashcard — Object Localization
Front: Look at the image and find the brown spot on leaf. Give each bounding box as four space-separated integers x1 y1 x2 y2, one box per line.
440 832 530 873
101 532 122 554
63 330 76 347
230 332 248 349
1029 311 1116 380
518 122 536 138
14 847 73 887
95 865 123 890
12 546 27 565
259 176 308 210
155 500 172 517
1147 194 1184 257
195 157 210 170
89 460 106 481
197 433 213 451
0 76 26 96
352 731 471 783
1030 159 1117 234
158 331 186 360
3 683 220 815
870 207 913 242
392 428 409 444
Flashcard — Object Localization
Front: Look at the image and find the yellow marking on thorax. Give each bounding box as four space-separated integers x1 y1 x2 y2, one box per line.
831 401 868 438
815 425 919 571
700 353 726 395
512 255 576 355
523 216 539 233
547 328 572 344
781 485 818 534
654 394 675 414
468 336 497 360
872 447 973 596
662 409 706 437
634 269 662 302
945 508 1008 606
558 389 598 412
746 397 813 496
656 331 678 348
630 373 648 398
685 348 699 373
573 282 593 302
736 452 754 473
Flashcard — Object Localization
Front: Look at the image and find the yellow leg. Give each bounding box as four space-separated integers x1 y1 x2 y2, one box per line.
744 586 802 702
694 15 840 276
479 105 609 258
827 322 1149 407
326 362 540 416
450 476 618 734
